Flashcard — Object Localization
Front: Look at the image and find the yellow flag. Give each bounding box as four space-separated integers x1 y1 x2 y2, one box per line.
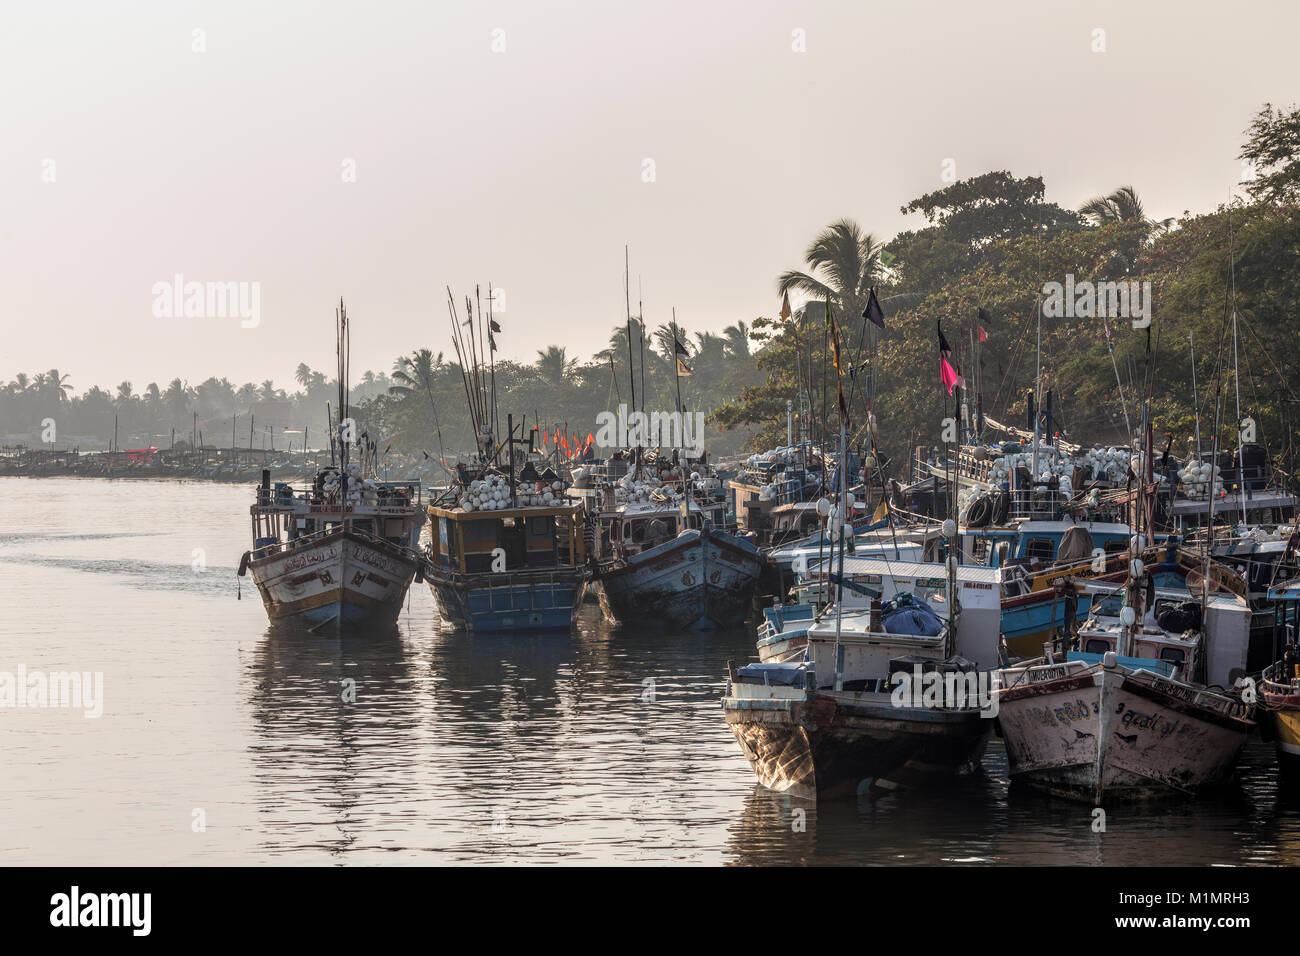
780 291 792 321
872 498 889 523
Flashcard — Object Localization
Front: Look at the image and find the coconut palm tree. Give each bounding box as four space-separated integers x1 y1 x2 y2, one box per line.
534 346 577 387
389 349 445 397
1079 185 1175 233
722 321 751 359
777 219 921 328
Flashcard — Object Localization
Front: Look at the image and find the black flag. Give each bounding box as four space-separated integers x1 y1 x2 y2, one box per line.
863 287 885 329
937 321 953 359
673 337 689 356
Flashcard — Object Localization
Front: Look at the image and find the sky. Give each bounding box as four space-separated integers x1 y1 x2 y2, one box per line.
3 0 1295 393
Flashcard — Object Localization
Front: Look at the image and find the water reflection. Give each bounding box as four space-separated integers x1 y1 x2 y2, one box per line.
4 476 1300 864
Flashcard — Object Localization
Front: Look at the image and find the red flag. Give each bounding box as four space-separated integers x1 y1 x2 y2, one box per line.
586 431 594 445
560 433 569 450
978 326 988 342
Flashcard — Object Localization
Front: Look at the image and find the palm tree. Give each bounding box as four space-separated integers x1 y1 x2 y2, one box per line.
534 346 577 387
1079 185 1175 233
389 349 445 397
163 378 192 423
777 219 888 325
258 380 282 402
722 321 751 359
39 369 73 403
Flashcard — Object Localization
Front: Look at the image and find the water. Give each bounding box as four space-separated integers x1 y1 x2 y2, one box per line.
2 476 1299 865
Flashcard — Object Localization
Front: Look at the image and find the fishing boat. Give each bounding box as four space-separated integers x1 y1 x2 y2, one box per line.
424 467 590 633
1258 582 1300 777
597 494 761 630
724 585 996 799
240 466 426 631
422 288 591 633
994 560 1255 802
238 300 426 632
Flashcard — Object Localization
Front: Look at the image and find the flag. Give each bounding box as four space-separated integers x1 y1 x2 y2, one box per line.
676 358 693 377
863 287 885 329
586 431 595 446
490 319 502 333
872 498 889 523
541 429 548 448
780 290 792 321
827 301 843 372
978 326 988 342
560 433 569 450
827 301 849 424
673 337 689 356
938 322 959 395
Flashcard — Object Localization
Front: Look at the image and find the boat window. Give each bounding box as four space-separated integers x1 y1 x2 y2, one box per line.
1094 594 1125 616
1159 648 1186 664
1085 639 1111 654
1025 538 1055 562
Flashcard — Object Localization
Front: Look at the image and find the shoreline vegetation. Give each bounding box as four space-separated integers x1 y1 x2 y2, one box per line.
4 104 1297 483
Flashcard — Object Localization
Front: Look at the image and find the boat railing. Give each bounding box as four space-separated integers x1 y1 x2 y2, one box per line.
250 522 422 560
1010 487 1067 520
439 566 591 613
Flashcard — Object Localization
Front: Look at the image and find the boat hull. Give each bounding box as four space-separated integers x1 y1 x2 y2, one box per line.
1000 588 1096 660
1261 683 1300 776
247 529 419 632
724 692 991 800
427 568 588 633
599 527 761 630
996 662 1252 802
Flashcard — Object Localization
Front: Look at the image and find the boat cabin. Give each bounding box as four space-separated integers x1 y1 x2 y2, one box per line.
427 502 586 574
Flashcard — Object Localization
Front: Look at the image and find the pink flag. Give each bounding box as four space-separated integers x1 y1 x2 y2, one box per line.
940 356 960 395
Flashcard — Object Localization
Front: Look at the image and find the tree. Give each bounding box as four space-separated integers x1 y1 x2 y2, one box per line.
777 219 889 332
1240 102 1300 206
889 172 1085 295
533 346 577 387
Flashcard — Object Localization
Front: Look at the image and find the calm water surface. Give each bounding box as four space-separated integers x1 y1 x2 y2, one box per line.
2 476 1299 865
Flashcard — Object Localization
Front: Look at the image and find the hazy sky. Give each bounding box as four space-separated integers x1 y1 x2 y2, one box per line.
3 0 1295 393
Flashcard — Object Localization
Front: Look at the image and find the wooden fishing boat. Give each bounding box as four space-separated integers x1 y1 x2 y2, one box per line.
725 594 995 799
240 466 426 631
238 300 426 633
996 655 1253 803
994 570 1255 802
596 496 760 630
425 469 590 633
1258 582 1300 776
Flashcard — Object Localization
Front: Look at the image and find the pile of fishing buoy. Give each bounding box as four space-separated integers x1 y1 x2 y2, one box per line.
1178 460 1223 499
986 450 1075 491
457 472 568 512
322 464 380 506
1081 446 1132 483
615 473 669 504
